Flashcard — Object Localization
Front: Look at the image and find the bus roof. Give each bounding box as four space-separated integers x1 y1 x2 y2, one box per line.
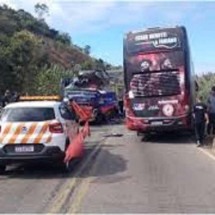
124 26 187 54
125 26 185 35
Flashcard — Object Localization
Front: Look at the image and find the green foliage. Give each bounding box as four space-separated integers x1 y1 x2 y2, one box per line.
83 45 91 55
95 58 105 70
0 5 70 45
55 32 71 45
196 72 215 102
0 30 48 94
81 60 94 70
0 5 112 96
35 64 73 95
34 3 49 21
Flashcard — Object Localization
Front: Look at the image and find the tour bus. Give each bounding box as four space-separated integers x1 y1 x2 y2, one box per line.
123 26 195 133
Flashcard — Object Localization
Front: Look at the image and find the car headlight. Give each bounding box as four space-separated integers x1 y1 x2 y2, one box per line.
63 97 69 104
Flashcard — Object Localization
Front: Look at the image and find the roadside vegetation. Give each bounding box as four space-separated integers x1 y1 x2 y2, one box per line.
0 4 114 96
196 72 215 102
0 4 212 98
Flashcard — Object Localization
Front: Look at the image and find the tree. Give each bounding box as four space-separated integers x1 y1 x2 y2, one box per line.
34 3 49 21
56 32 71 45
197 72 215 102
81 60 94 70
0 30 48 94
0 5 114 95
36 64 72 95
84 45 91 55
105 63 112 70
10 31 47 93
95 58 106 70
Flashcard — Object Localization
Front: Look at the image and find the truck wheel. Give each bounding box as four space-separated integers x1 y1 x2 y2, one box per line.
95 113 104 124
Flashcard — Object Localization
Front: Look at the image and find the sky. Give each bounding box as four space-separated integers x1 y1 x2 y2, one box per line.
0 0 215 74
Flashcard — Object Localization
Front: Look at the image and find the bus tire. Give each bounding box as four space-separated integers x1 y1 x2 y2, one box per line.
0 165 6 174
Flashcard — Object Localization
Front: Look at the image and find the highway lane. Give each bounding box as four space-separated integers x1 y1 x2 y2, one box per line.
72 125 215 213
0 125 112 213
1 124 215 213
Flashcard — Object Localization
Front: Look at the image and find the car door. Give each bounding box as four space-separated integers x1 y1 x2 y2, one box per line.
59 103 79 140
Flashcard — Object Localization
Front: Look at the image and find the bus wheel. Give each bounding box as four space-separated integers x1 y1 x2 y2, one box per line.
0 165 6 175
142 133 151 142
137 131 141 136
137 131 145 136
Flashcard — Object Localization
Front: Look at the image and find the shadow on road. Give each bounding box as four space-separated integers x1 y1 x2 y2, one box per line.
0 147 96 180
1 144 127 182
2 161 77 180
78 147 128 184
141 131 195 145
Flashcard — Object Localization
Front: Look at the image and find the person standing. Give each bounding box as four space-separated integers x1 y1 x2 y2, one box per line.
11 91 20 102
2 90 12 107
207 86 215 135
193 97 209 147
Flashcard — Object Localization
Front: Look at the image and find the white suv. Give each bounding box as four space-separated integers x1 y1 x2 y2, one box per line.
0 101 79 173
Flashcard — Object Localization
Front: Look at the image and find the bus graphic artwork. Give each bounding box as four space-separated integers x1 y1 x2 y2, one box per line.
123 26 195 133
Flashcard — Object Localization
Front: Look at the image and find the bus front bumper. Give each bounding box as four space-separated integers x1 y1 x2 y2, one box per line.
125 115 191 132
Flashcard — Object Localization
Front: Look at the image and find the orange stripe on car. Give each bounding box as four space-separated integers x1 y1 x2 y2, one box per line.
8 123 25 144
45 135 52 143
0 123 12 143
21 123 38 144
33 123 49 144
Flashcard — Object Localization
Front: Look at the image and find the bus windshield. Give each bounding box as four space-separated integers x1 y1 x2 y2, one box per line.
130 70 181 97
126 50 184 98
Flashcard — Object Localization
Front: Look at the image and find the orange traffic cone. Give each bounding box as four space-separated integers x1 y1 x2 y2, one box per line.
64 132 84 163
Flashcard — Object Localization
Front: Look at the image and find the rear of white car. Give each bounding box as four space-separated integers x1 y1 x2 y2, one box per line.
0 101 77 172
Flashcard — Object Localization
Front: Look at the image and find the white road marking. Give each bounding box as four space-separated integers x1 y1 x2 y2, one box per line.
198 147 215 161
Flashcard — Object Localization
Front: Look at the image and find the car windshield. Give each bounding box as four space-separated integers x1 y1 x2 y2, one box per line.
0 107 55 122
65 90 97 96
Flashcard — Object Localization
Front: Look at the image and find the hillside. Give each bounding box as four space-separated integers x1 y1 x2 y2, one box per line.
0 4 98 95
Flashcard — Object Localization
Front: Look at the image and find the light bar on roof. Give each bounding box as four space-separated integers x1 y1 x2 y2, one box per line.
19 96 61 101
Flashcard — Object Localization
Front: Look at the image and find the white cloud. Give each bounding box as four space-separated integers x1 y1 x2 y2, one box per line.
48 1 117 33
0 0 200 34
0 0 214 69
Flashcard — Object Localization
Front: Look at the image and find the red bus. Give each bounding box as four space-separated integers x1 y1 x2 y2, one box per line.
123 26 195 133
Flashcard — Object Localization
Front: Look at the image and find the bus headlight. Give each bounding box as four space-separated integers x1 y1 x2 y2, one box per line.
184 105 189 112
128 90 134 99
162 104 174 117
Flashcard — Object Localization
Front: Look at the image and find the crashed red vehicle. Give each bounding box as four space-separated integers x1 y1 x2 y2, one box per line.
123 26 196 133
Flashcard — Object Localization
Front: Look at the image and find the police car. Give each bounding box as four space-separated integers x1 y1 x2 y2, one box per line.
0 96 79 173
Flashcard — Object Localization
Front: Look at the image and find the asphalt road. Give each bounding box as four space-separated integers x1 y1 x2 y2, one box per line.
1 123 215 213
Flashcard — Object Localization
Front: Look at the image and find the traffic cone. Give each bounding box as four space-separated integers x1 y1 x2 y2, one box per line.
82 121 91 138
64 132 84 163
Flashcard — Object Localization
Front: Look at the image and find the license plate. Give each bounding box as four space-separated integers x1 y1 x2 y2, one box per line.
151 121 163 125
15 146 34 153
